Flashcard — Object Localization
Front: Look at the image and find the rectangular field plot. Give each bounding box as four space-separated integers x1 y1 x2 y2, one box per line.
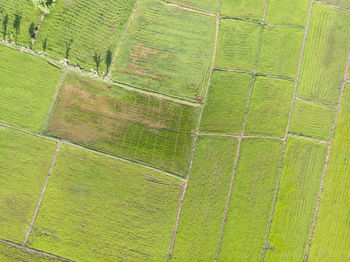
265 0 310 27
172 136 237 261
217 139 283 261
318 0 350 8
45 73 198 176
265 137 327 261
245 77 294 137
33 0 136 73
200 71 252 134
0 127 57 242
220 0 267 21
297 4 350 106
28 144 184 262
216 19 260 71
308 84 350 261
0 0 41 46
112 0 216 102
0 45 60 132
164 0 218 12
0 242 58 261
258 26 304 79
290 100 335 141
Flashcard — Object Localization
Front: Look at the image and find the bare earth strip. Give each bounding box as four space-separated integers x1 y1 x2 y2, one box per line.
303 51 350 261
33 11 46 39
287 134 330 145
155 0 216 17
261 0 315 259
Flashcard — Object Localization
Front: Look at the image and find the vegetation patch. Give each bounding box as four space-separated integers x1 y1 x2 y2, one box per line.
220 0 266 21
318 0 350 8
32 0 56 13
165 0 217 12
0 242 58 261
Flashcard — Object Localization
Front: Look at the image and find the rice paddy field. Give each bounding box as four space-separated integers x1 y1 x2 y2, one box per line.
1 0 350 261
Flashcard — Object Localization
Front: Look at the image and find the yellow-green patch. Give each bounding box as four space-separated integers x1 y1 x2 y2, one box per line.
220 0 266 21
0 242 59 261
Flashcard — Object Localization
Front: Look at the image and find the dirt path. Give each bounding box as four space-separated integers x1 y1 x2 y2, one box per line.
156 0 216 17
34 11 46 39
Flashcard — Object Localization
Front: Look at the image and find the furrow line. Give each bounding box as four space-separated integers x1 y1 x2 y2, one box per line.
287 134 330 145
198 132 284 141
295 96 337 109
314 0 350 12
155 0 216 17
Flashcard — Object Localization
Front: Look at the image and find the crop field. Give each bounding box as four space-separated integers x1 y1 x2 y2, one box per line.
319 0 350 8
220 0 266 20
165 0 217 12
0 242 58 261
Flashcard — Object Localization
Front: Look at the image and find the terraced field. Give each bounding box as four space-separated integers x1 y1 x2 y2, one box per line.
0 0 350 261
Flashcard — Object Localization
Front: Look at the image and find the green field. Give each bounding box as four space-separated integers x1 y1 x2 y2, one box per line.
297 4 350 106
245 77 294 137
258 26 304 79
165 0 217 12
33 0 136 73
290 100 335 141
28 144 184 261
0 127 57 242
200 71 252 134
220 0 266 20
0 45 60 132
217 139 283 261
308 84 350 261
216 19 260 71
265 138 327 261
172 136 237 261
112 0 216 102
318 0 350 8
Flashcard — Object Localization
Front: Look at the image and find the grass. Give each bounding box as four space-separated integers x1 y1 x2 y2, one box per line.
171 136 238 261
0 242 58 261
217 139 283 261
258 26 304 79
200 71 252 134
164 0 218 12
0 127 57 243
33 0 136 74
318 0 350 8
265 137 328 261
290 100 335 141
265 0 310 27
215 19 260 72
297 4 350 106
308 84 350 261
0 0 41 46
220 0 266 21
45 72 199 176
28 144 184 262
0 45 61 132
245 77 294 137
112 0 216 102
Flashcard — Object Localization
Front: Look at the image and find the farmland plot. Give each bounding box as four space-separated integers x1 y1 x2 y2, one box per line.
217 139 283 261
308 84 350 261
112 0 216 102
265 138 327 261
34 0 136 73
0 44 60 132
28 144 184 262
200 71 252 134
318 0 350 8
0 0 41 46
297 4 350 106
0 127 57 242
45 73 198 176
289 100 335 141
220 0 267 21
172 136 237 261
216 19 260 71
164 0 218 13
245 77 294 137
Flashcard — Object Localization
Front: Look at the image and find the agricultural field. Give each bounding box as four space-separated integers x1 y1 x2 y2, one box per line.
220 0 266 21
165 0 217 12
318 0 350 8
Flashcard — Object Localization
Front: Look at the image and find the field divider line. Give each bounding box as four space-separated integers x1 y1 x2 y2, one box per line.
314 0 350 12
155 0 216 17
0 238 72 262
0 122 186 182
303 50 350 262
167 1 221 260
261 0 314 260
22 142 62 246
107 0 140 77
198 132 284 141
219 18 305 30
215 0 270 259
295 96 337 109
287 134 330 145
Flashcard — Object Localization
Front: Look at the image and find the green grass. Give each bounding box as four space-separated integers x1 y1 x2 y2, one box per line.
165 0 218 12
216 19 260 71
265 0 310 27
0 127 57 242
297 4 350 106
28 144 184 262
172 136 238 261
245 77 294 137
200 71 252 134
0 45 61 132
308 84 350 261
33 0 136 74
0 0 41 46
220 0 267 20
217 139 283 261
318 0 350 8
290 100 335 141
0 242 58 261
45 72 199 176
258 26 304 79
112 0 216 102
265 137 327 261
